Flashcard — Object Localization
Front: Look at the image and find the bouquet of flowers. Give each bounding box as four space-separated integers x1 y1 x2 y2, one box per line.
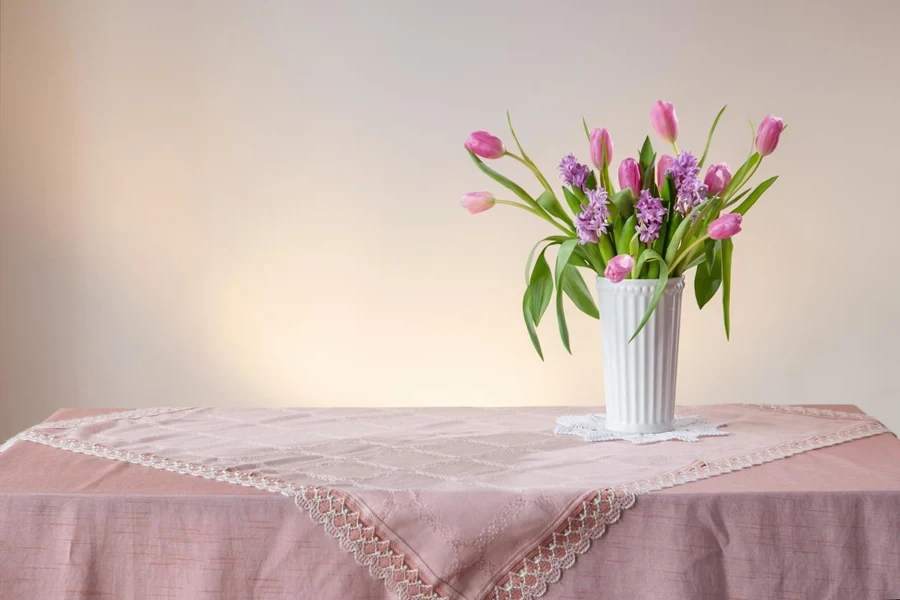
461 101 784 359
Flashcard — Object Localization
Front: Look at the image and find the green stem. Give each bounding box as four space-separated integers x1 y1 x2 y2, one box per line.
506 151 556 198
672 141 680 155
724 161 761 205
495 200 574 235
670 234 710 272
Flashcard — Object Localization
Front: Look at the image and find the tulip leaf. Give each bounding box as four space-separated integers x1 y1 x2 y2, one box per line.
562 187 583 215
529 249 554 325
609 188 635 218
575 242 605 273
522 286 544 360
525 236 567 284
554 239 579 353
721 237 734 339
537 190 574 226
639 136 654 173
698 105 727 169
641 153 658 198
598 234 615 265
582 117 591 140
733 176 778 216
467 150 539 208
506 111 532 164
586 170 598 191
663 203 703 265
615 215 637 256
722 152 760 201
562 265 599 319
629 249 670 342
694 240 722 308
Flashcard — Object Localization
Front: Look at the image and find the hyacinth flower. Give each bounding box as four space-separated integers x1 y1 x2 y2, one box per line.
460 102 784 356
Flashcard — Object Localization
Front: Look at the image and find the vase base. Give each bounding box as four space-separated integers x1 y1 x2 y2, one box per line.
605 421 675 434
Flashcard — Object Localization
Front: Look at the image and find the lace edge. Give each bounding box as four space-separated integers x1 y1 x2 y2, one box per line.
489 418 890 600
0 407 190 455
740 403 881 421
16 430 451 600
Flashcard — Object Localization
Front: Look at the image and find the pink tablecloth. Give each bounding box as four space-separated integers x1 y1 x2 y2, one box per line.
1 406 898 600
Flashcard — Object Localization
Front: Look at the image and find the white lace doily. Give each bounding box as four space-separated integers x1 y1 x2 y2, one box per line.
555 413 729 444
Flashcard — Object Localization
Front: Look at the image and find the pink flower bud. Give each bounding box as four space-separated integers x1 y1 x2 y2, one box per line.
755 115 784 157
708 213 743 240
617 158 642 197
657 154 675 190
589 128 614 169
650 100 679 143
464 131 505 159
703 163 733 197
604 254 634 283
460 192 495 214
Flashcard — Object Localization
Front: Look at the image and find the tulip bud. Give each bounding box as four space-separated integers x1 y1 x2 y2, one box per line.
604 254 635 283
755 115 784 157
460 192 495 214
703 163 733 197
464 131 505 159
617 158 642 197
650 100 679 143
656 154 675 190
589 128 614 169
708 213 743 240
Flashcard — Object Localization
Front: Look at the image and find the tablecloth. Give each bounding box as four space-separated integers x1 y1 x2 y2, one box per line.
0 405 897 600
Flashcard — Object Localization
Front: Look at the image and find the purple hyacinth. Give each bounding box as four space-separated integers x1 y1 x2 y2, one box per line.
558 154 590 189
668 151 708 216
635 190 667 244
574 188 610 245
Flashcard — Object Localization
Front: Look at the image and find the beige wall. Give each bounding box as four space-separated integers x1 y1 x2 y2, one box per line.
2 0 899 440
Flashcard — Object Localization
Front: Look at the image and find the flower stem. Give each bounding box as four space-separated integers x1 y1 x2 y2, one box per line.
495 200 574 235
672 141 680 155
670 234 709 273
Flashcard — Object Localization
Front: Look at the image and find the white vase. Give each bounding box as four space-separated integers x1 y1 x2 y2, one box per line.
596 276 685 433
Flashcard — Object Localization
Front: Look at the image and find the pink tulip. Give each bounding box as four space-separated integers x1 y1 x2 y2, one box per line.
460 191 495 214
604 254 635 283
657 154 675 189
464 131 505 159
703 163 733 197
708 213 743 240
590 128 614 169
755 115 784 156
650 100 679 143
617 158 642 197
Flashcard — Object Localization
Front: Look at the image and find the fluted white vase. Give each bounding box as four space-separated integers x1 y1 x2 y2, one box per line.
596 276 685 434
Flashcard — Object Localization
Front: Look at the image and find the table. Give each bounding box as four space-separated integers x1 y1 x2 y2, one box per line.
0 405 898 599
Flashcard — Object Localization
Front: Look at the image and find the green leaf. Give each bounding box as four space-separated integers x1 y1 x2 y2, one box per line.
733 176 778 216
529 249 554 325
537 190 574 226
522 287 544 360
585 170 598 191
629 249 670 342
608 188 635 218
582 117 591 140
615 215 637 256
698 105 727 168
722 152 760 200
576 242 605 272
639 136 654 173
525 236 567 284
562 187 582 214
663 203 703 264
554 239 579 353
598 234 615 264
562 266 599 319
721 238 734 340
506 111 532 163
694 240 722 309
641 153 658 198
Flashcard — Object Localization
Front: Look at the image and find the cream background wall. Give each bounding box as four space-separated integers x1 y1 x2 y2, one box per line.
2 0 899 440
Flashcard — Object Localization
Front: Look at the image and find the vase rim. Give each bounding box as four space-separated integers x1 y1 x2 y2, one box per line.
596 275 685 288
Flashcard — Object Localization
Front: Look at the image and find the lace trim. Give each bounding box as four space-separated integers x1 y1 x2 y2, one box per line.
0 407 188 455
17 430 449 600
491 489 635 600
741 404 877 421
489 417 891 600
